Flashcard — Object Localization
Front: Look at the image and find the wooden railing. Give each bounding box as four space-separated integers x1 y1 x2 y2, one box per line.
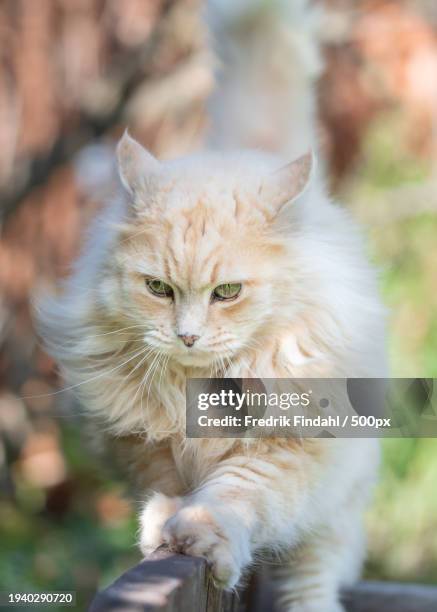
89 548 437 612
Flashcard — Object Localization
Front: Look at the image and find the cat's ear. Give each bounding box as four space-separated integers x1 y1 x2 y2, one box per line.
116 130 159 196
259 151 315 214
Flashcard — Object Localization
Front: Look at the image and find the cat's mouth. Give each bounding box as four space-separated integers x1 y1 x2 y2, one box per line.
141 332 239 368
171 344 238 369
171 344 221 367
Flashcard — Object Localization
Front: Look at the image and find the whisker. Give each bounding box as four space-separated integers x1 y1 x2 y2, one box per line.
146 351 164 411
139 351 161 418
111 346 156 398
74 324 152 341
131 349 159 411
21 345 151 399
158 354 170 398
67 343 151 373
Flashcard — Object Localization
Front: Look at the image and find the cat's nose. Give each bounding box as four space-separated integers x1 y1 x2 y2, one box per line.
178 333 200 348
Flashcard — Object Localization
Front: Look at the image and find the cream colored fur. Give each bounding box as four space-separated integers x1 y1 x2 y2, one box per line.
37 2 386 611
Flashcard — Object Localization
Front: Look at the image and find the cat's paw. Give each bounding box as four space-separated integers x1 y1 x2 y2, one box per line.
139 493 182 556
162 505 246 589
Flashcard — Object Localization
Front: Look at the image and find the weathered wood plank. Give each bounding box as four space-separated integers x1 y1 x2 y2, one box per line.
89 548 243 612
89 550 437 612
342 581 437 612
248 569 437 612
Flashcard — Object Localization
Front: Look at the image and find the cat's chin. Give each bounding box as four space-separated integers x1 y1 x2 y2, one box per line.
172 351 216 368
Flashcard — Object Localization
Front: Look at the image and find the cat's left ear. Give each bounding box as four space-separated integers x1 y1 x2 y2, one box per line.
259 151 316 214
116 130 160 196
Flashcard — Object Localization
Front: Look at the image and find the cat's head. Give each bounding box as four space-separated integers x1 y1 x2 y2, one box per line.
100 132 314 368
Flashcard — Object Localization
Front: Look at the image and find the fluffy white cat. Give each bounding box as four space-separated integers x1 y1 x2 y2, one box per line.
37 1 386 610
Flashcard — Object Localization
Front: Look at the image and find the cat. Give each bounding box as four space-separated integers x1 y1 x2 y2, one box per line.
37 1 387 611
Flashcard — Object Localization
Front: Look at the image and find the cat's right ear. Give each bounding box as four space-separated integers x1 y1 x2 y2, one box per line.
116 130 160 196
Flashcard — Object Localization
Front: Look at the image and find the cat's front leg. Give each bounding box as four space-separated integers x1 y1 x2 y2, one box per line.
161 446 311 589
139 492 183 555
134 444 185 556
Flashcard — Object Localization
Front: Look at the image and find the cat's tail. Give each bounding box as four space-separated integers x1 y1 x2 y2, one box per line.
206 0 323 159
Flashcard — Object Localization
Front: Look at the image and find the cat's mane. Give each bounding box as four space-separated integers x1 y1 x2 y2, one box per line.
37 148 386 442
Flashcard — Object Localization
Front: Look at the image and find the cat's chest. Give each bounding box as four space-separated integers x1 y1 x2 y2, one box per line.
169 437 237 492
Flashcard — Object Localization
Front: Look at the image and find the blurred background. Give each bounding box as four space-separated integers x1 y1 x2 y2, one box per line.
0 0 436 608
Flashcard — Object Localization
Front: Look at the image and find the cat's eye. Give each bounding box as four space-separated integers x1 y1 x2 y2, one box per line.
212 283 242 301
146 278 173 298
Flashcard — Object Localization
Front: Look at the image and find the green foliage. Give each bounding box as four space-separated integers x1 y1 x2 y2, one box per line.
0 422 139 610
342 111 437 584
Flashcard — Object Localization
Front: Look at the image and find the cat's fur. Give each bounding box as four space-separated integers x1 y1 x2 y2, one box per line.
37 1 386 611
